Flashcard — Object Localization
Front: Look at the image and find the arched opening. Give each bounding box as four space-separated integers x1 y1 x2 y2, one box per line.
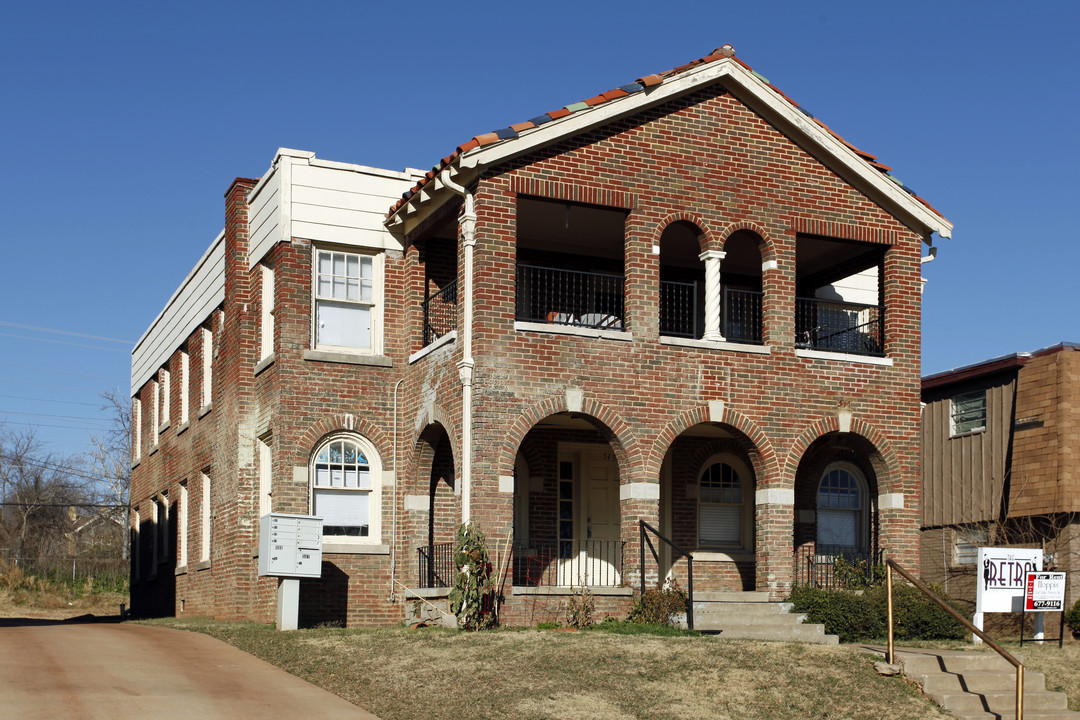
512 412 625 588
310 433 382 541
720 231 764 344
793 434 881 587
412 423 456 589
659 221 705 338
659 422 758 591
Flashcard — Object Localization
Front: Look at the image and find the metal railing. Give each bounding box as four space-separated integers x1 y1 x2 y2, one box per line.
885 559 1026 720
659 280 698 338
795 298 884 357
723 289 763 344
516 264 625 329
512 538 625 588
639 520 694 630
792 545 882 588
416 542 455 589
658 284 762 344
421 280 458 346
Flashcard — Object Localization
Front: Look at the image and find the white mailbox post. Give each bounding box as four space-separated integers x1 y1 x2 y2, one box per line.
258 513 323 630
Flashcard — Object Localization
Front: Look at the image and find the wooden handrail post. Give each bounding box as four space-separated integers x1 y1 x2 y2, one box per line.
886 562 894 664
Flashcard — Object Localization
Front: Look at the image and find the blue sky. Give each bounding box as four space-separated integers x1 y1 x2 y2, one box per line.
1 0 1077 456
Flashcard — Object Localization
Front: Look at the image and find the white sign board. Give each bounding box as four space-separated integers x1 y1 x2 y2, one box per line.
975 547 1042 614
1025 572 1066 612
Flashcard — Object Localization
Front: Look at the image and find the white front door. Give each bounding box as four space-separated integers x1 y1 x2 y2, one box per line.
584 459 621 586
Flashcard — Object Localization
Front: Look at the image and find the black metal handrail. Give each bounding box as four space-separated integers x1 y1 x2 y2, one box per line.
792 544 882 589
723 288 763 344
795 297 883 357
516 264 625 329
512 538 625 588
639 520 694 630
658 284 763 344
659 280 697 338
416 541 455 589
421 280 458 346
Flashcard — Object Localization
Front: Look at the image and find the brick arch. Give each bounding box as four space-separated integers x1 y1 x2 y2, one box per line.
717 221 777 263
784 416 900 492
411 403 460 476
653 405 779 484
295 413 393 467
651 211 717 254
496 395 643 483
410 419 459 496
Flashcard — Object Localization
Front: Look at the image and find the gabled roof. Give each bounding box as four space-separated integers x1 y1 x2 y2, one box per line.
386 46 951 242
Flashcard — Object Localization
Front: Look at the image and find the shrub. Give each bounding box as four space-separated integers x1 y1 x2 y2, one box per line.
1065 597 1080 639
564 586 594 628
788 582 967 643
447 522 496 630
628 580 688 627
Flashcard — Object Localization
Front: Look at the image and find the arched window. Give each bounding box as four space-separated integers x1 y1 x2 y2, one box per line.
311 434 381 541
698 456 752 549
816 463 867 549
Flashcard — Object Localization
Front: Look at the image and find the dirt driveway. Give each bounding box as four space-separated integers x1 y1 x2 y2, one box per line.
0 617 379 720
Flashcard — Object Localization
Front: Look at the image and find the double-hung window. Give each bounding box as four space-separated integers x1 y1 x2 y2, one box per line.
698 460 749 549
314 249 378 352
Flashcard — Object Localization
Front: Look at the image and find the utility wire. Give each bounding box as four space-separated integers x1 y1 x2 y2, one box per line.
0 451 120 485
0 320 133 345
0 362 126 383
0 393 101 408
0 332 130 352
0 410 110 426
0 378 112 395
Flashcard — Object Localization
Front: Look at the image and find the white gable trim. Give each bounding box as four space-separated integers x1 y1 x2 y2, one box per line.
391 58 951 240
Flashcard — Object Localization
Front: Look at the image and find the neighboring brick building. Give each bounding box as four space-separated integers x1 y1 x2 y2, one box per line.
921 342 1080 613
130 46 951 626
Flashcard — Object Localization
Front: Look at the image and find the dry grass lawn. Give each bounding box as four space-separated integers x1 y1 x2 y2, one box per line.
144 619 957 720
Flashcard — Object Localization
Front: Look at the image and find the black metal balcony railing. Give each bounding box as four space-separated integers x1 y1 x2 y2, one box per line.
416 542 455 589
723 288 763 344
421 280 458 346
795 297 884 357
658 283 763 344
792 544 883 589
512 538 625 588
516 264 625 330
658 280 697 338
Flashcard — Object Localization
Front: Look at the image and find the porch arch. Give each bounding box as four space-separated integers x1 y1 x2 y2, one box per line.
653 405 779 483
651 210 716 253
717 220 777 263
784 415 900 493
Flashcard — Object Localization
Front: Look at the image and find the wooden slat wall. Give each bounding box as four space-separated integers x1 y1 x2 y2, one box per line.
922 376 1016 527
247 169 281 267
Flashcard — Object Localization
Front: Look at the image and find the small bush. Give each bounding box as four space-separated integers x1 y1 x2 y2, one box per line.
1065 597 1080 638
628 581 687 627
564 586 594 628
788 582 967 643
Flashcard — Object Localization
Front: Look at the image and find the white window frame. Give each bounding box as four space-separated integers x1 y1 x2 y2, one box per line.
816 462 869 550
151 379 160 447
158 367 170 433
312 247 383 354
132 507 141 579
179 349 190 425
953 524 989 565
156 494 169 564
132 398 141 461
257 435 272 521
310 433 382 544
697 454 753 550
260 264 274 361
178 481 188 568
199 471 211 563
950 390 987 436
201 325 213 409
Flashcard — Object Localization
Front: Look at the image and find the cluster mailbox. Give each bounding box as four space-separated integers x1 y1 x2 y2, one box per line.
258 513 323 578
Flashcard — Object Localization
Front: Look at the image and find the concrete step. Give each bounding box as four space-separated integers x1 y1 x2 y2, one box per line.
694 613 808 629
709 623 839 644
899 650 1019 676
915 669 1046 695
692 601 794 615
693 591 772 603
929 689 1067 714
951 712 1080 720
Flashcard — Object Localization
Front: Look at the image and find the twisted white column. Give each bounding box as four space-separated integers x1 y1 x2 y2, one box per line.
699 250 726 341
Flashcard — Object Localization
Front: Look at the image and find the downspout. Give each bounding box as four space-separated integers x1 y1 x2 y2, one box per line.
389 377 405 602
441 169 476 525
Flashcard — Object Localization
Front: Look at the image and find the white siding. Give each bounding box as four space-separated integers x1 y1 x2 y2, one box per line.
816 267 879 306
131 233 225 396
247 169 281 267
246 151 421 269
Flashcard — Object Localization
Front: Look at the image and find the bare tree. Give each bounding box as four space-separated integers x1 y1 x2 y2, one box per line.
81 389 131 558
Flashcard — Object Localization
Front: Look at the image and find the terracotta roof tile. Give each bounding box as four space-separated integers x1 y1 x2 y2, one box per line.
386 47 947 227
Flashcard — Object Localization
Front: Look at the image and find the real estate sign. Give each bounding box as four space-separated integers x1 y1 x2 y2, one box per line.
1024 572 1066 612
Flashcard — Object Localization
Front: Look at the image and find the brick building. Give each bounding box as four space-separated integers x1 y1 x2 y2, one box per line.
129 46 951 626
921 342 1080 612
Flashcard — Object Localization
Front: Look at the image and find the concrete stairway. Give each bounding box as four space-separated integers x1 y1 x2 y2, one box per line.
686 591 838 644
891 647 1080 720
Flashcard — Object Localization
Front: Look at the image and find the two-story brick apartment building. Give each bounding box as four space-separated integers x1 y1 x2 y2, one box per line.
921 342 1080 613
130 46 952 626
